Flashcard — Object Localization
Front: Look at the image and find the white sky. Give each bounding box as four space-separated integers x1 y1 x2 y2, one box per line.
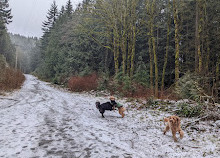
8 0 83 38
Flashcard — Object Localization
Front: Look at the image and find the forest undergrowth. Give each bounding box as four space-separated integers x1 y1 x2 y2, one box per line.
0 68 25 94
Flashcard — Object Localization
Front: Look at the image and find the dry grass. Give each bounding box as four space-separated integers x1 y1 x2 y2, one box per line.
0 68 25 92
68 73 98 92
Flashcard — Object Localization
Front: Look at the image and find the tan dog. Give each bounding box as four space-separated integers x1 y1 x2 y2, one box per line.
110 96 126 118
163 115 184 142
118 107 126 118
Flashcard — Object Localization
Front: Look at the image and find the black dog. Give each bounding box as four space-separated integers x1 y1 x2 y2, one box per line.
95 101 115 118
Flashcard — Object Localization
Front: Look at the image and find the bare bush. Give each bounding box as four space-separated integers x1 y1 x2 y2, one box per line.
0 68 25 91
68 73 98 92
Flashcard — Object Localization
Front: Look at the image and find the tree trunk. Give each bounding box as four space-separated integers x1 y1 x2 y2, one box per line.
149 0 158 97
130 25 136 77
204 0 210 74
113 29 119 74
195 0 199 72
173 0 180 83
216 56 220 82
121 0 127 76
197 0 203 73
146 0 154 95
152 36 158 97
161 0 171 92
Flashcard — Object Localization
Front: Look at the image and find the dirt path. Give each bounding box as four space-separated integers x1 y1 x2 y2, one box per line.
0 75 219 158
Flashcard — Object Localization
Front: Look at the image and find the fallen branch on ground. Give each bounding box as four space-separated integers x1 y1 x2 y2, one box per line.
183 115 209 129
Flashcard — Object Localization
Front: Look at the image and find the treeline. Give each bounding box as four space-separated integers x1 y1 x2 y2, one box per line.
33 0 220 100
0 0 25 92
0 0 15 66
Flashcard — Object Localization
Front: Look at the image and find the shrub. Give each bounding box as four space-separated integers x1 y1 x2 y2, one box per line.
68 73 98 92
146 96 159 107
109 70 151 97
113 69 124 85
122 75 132 91
79 66 92 76
97 72 109 90
110 73 135 97
0 54 6 69
0 68 25 91
133 56 149 87
176 102 204 117
175 72 203 101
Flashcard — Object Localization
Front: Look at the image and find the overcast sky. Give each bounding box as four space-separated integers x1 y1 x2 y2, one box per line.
8 0 83 38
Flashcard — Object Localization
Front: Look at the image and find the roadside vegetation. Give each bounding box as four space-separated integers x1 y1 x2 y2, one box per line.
0 1 25 93
0 55 25 93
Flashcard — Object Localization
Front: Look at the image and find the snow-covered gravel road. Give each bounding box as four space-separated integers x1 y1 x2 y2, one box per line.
0 75 219 158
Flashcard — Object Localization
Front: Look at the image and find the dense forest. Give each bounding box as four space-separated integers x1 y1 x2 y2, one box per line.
30 0 219 101
0 0 14 67
0 0 24 92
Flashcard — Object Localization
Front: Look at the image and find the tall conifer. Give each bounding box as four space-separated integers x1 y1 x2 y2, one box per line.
42 1 59 34
65 0 73 18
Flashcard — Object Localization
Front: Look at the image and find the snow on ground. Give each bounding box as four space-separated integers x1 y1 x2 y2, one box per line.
0 75 219 158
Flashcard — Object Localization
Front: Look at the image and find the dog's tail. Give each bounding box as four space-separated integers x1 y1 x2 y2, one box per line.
176 116 181 126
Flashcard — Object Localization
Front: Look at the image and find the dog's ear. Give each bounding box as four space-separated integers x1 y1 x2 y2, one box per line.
176 116 180 125
164 117 169 122
95 101 100 109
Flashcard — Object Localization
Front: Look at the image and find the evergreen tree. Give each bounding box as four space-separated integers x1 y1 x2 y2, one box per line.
42 1 59 34
0 0 12 35
60 5 65 16
0 0 14 67
0 0 12 25
40 1 59 59
65 0 73 18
